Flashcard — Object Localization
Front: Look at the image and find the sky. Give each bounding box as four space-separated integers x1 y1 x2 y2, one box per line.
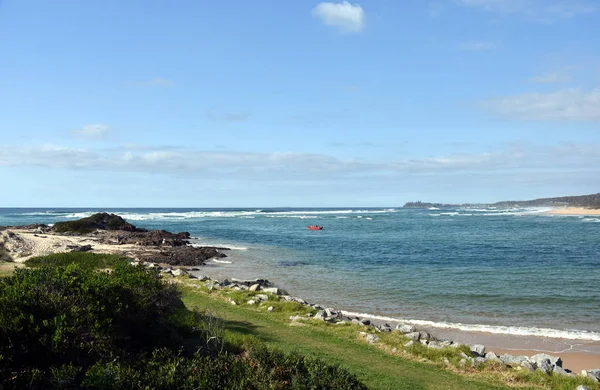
0 0 599 207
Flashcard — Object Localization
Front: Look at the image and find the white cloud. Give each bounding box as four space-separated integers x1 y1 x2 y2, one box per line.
529 72 571 83
479 88 600 121
1 143 600 180
312 1 365 33
459 0 597 21
457 41 498 51
72 124 110 139
130 77 175 87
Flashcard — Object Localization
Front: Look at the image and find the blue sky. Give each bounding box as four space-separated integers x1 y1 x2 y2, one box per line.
0 0 599 207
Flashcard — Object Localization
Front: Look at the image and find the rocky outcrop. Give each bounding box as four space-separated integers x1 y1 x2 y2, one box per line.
138 246 228 266
113 230 192 247
53 213 143 234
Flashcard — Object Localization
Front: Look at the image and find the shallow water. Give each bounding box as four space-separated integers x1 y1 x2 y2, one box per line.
2 207 599 340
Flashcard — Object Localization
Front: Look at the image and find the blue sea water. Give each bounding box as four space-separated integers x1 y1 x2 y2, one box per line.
1 207 599 341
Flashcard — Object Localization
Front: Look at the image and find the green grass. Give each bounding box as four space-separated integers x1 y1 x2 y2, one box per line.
25 252 130 269
181 284 519 390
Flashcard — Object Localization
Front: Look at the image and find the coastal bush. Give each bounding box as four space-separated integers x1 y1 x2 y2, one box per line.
0 254 366 389
25 252 129 269
0 243 12 262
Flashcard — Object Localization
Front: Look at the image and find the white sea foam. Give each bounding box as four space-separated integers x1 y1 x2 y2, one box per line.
582 218 600 223
340 311 600 341
212 259 232 264
190 243 248 251
428 207 439 210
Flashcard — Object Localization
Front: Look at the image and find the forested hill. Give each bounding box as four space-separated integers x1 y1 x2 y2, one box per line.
403 193 600 209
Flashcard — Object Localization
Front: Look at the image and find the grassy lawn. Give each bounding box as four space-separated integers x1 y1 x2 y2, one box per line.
181 285 523 390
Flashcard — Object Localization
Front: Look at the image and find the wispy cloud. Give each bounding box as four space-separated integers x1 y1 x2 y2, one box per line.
312 1 365 33
457 41 498 51
529 72 572 83
459 0 597 22
72 124 110 139
478 88 600 121
1 143 599 180
206 111 251 123
129 77 175 87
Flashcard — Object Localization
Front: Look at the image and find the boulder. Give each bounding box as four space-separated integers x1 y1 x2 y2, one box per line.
500 354 529 366
171 269 188 277
576 386 591 390
255 294 269 302
536 358 553 374
520 360 537 372
395 324 416 334
581 369 600 382
428 340 452 349
459 358 468 367
70 244 93 252
485 352 499 360
404 340 415 348
249 284 261 291
247 300 256 305
530 353 562 368
267 306 274 312
418 331 431 341
405 332 421 341
360 319 371 326
262 287 281 295
552 365 573 376
470 344 486 356
314 311 327 321
365 334 379 344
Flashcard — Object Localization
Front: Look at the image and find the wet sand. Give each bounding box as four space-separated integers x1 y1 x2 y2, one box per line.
545 207 600 216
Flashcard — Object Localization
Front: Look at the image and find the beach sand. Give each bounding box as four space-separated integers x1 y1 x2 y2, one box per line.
545 207 600 216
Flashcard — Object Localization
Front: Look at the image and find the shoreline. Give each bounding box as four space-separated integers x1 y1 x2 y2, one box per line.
545 207 600 216
2 225 600 374
194 259 600 373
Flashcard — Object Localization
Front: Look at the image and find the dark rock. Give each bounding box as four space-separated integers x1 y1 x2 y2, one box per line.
70 244 93 252
53 213 143 234
138 246 227 266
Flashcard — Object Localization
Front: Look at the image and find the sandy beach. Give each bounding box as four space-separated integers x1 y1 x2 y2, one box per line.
545 207 600 216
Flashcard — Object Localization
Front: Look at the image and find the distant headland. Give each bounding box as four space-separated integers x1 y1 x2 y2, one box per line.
403 193 600 210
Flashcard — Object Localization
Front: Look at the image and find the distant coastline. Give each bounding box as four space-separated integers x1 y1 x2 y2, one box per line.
403 192 600 210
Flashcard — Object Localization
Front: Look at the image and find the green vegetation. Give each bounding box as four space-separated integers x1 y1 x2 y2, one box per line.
0 254 366 389
180 281 600 390
2 252 598 389
0 242 12 262
25 251 129 269
52 212 139 234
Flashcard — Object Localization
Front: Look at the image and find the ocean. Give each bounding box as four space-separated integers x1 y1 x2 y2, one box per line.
1 207 599 342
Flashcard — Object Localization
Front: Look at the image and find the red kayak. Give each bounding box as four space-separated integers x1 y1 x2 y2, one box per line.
307 225 323 230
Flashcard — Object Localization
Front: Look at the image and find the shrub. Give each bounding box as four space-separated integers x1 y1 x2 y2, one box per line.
0 254 367 389
25 252 129 269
